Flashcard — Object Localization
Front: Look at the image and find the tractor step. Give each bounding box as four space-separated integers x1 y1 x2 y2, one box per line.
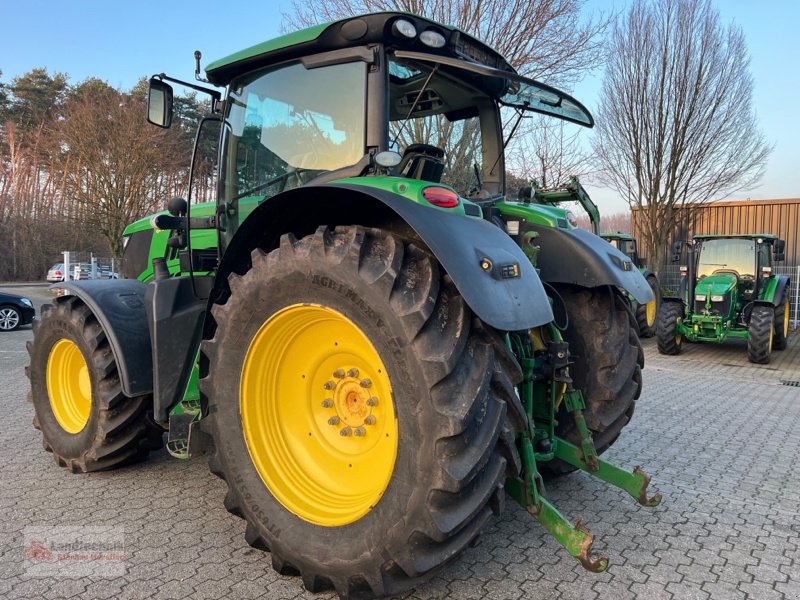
166 401 203 459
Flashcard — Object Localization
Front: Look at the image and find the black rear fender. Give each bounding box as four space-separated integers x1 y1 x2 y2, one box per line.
526 225 653 304
52 280 152 398
212 183 553 332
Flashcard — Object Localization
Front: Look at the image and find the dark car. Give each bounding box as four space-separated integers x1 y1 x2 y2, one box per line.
0 292 36 331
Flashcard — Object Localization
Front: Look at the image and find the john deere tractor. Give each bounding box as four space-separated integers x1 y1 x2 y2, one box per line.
521 176 661 337
27 12 658 599
657 234 790 364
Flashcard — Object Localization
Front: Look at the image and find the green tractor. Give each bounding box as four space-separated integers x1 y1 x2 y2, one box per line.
657 234 790 364
27 12 658 598
524 176 661 337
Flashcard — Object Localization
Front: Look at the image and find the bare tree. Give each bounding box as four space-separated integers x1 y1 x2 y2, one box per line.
505 116 592 190
592 0 771 270
55 87 182 257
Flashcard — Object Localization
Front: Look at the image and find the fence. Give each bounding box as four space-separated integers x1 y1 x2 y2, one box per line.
656 265 799 330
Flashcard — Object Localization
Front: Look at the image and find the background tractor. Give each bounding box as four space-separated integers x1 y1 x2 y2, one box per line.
27 12 657 599
657 234 790 364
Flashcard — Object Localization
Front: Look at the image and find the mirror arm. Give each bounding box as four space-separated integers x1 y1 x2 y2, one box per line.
152 73 221 103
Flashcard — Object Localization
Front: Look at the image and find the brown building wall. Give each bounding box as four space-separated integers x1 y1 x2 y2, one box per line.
632 198 800 266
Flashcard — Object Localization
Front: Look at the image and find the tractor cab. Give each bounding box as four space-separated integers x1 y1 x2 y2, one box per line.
601 233 644 268
145 12 593 250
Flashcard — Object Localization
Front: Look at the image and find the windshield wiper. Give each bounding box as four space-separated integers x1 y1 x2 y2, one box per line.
488 107 526 176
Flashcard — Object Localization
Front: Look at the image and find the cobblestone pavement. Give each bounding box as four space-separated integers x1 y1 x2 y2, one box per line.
1 285 798 599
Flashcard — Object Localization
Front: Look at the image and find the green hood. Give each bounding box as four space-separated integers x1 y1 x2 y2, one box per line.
694 273 737 298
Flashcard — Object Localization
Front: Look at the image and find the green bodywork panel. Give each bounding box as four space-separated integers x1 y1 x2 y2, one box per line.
495 201 573 229
123 198 260 282
335 176 481 218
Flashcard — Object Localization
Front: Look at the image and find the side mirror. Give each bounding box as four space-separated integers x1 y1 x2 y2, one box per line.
774 239 786 262
147 78 174 128
671 241 683 263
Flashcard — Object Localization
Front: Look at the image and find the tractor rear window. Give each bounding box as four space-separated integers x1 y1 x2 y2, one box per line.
221 61 366 206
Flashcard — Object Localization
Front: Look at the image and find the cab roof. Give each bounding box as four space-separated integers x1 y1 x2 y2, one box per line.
205 12 513 86
693 234 779 241
600 232 634 241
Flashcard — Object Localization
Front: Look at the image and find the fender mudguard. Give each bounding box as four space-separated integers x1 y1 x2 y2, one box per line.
770 275 791 306
523 225 653 304
52 280 152 397
216 183 553 331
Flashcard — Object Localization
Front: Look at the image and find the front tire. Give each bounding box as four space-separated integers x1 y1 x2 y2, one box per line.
656 301 684 355
27 297 163 472
635 275 660 338
200 226 524 599
748 305 774 364
543 285 642 475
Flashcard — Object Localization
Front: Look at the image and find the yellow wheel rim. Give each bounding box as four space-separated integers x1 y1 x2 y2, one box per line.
645 297 657 328
241 304 398 527
46 339 92 434
784 302 790 338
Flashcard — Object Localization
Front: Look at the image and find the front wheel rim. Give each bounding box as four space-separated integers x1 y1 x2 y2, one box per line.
784 302 790 338
240 304 398 527
46 339 92 433
645 297 657 328
0 308 20 330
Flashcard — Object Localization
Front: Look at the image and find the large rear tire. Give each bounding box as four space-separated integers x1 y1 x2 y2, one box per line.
200 226 525 599
27 297 163 472
747 305 774 364
773 289 790 351
656 301 684 355
543 285 642 475
635 275 660 338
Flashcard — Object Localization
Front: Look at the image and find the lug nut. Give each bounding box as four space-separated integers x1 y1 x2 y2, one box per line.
354 427 366 437
364 415 376 425
333 369 345 379
347 368 359 378
323 380 335 390
340 427 352 437
360 378 372 388
327 416 340 426
366 396 378 406
321 398 333 408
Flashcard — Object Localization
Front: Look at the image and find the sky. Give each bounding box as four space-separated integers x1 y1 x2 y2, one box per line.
1 0 797 216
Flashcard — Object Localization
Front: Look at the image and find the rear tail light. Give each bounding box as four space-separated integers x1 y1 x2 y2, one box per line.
422 186 459 208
